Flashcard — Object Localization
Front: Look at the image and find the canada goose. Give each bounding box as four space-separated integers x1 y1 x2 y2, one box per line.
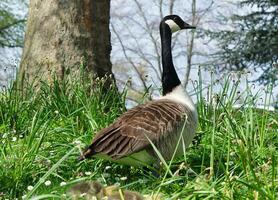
79 15 198 167
67 181 153 200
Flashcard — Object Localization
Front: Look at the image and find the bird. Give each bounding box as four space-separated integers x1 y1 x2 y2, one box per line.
79 15 198 168
67 181 162 199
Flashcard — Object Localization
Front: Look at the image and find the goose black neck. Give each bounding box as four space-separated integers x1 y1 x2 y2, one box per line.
160 22 181 96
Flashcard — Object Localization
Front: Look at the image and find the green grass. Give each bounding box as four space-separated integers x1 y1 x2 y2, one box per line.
0 71 277 199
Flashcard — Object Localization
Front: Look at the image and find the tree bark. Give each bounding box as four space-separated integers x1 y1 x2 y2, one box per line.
19 0 113 85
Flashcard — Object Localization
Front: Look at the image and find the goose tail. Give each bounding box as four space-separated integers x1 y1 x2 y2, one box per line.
78 146 95 161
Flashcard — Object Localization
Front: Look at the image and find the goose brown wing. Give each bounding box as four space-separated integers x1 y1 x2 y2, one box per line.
84 99 188 159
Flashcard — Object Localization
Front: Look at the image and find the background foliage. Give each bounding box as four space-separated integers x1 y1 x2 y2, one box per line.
0 0 26 48
204 0 278 85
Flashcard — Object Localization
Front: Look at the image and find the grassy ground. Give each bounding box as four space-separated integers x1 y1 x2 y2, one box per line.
0 72 277 199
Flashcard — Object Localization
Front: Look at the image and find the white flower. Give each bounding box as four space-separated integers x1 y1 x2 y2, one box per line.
230 151 236 156
73 140 82 145
44 180 51 186
80 193 87 197
60 181 67 186
54 110 59 114
105 166 111 170
27 185 34 191
120 176 127 181
85 171 92 176
12 137 17 142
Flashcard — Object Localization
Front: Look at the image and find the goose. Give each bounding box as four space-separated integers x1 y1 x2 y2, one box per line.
68 181 145 199
79 15 198 168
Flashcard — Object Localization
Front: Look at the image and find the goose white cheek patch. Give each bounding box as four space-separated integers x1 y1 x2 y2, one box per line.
165 19 180 33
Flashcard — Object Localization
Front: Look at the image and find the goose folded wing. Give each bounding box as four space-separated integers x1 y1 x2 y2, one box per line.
87 100 186 159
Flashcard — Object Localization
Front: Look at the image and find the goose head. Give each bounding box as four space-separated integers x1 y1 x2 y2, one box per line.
162 15 196 33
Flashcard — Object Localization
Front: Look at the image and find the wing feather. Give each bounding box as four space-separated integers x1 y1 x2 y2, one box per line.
82 99 188 160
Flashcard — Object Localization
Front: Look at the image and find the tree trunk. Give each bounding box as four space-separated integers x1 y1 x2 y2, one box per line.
19 0 113 86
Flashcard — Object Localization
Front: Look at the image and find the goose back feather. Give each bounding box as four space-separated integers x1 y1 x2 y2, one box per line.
81 97 197 166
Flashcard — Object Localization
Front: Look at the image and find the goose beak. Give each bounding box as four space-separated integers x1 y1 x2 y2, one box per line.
182 22 196 29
